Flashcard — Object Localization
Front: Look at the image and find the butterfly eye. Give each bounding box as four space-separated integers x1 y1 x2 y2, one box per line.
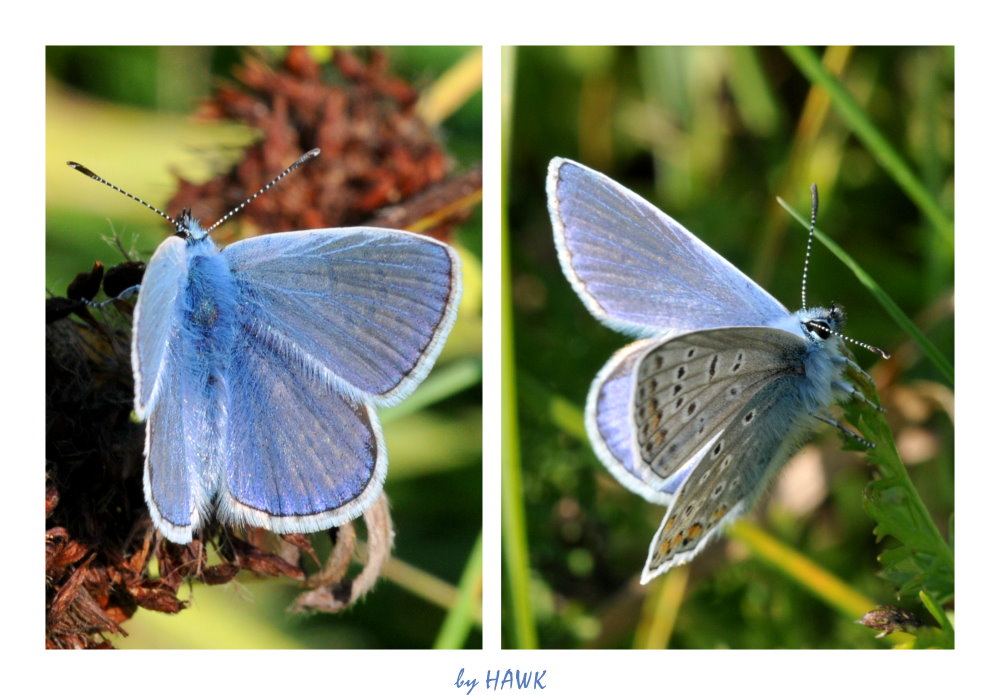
805 319 833 340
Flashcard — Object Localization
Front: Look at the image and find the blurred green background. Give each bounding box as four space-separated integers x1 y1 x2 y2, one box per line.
503 46 953 648
46 46 482 648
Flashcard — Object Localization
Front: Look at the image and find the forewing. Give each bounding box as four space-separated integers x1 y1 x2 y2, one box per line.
586 339 675 505
633 327 807 488
640 368 814 582
548 158 788 336
132 235 187 417
223 227 461 406
217 316 387 534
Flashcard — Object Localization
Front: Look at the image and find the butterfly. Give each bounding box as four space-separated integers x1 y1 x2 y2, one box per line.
547 157 884 583
68 149 461 544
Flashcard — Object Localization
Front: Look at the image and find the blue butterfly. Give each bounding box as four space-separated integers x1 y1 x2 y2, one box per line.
547 158 883 582
69 150 461 544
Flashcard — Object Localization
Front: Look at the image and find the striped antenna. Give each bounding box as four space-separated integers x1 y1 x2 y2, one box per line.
797 186 890 360
67 161 179 228
68 149 322 237
205 148 321 234
838 332 890 360
801 183 819 310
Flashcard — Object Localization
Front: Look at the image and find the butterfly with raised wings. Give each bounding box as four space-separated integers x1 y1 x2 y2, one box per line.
547 158 884 583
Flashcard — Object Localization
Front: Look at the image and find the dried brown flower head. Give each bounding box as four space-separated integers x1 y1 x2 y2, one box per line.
169 46 471 244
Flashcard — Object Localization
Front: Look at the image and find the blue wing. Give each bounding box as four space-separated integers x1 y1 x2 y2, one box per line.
142 328 222 544
548 158 788 336
586 339 677 505
216 314 387 534
222 228 461 407
131 235 187 418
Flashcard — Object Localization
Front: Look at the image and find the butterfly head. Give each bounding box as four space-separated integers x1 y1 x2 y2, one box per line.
797 303 889 359
802 303 845 342
175 209 209 241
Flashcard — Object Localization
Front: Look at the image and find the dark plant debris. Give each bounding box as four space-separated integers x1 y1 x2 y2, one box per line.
856 605 925 638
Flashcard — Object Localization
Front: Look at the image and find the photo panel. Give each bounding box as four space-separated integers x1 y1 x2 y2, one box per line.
502 45 953 649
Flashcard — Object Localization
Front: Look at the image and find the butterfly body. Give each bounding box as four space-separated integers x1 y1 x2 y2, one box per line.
129 210 460 544
548 157 875 582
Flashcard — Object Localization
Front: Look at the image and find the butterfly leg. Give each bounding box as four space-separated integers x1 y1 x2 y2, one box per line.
813 413 875 448
832 353 871 377
832 378 885 413
832 354 885 405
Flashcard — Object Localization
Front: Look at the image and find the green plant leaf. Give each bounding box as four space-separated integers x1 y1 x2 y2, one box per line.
841 370 954 605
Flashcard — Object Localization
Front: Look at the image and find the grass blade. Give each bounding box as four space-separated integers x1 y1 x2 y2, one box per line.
501 45 538 648
783 46 953 243
433 534 483 649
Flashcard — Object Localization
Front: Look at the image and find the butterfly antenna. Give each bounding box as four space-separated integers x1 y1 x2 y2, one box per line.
205 148 321 234
801 183 819 311
836 331 891 360
66 161 178 228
